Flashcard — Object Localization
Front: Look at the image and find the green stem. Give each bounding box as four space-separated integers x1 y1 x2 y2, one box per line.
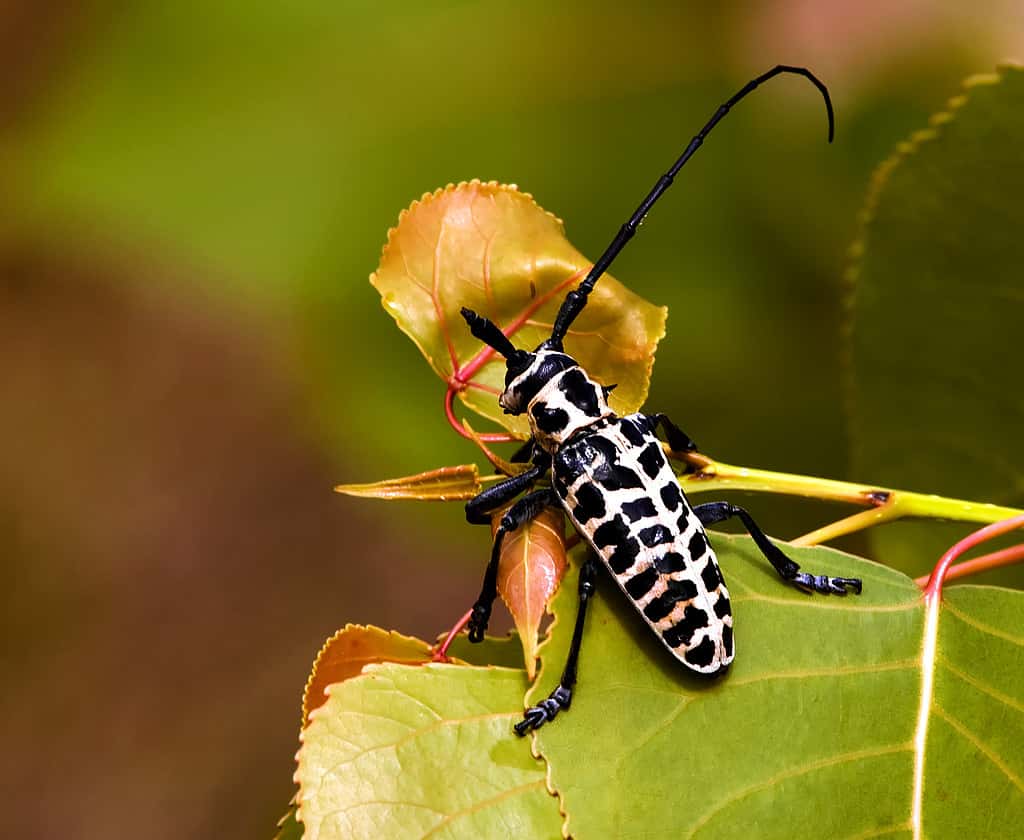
677 454 1023 545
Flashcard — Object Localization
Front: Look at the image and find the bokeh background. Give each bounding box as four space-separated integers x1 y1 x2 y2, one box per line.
3 3 1022 838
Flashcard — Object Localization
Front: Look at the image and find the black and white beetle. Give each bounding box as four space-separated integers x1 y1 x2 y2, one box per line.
458 65 863 736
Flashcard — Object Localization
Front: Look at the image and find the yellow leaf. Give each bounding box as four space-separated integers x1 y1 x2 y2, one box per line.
333 464 480 501
370 180 667 436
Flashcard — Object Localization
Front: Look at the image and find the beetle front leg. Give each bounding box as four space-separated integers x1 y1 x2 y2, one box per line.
464 461 546 525
466 487 558 641
515 554 598 735
692 501 863 595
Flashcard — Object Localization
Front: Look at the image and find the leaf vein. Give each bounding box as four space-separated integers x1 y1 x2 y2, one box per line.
931 704 1024 793
937 656 1024 716
943 602 1024 647
419 779 547 838
687 744 911 837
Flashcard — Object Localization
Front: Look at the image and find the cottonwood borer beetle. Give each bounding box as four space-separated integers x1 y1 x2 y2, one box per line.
459 65 863 736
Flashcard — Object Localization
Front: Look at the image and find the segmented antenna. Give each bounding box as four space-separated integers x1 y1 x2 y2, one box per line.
547 64 835 349
461 307 529 365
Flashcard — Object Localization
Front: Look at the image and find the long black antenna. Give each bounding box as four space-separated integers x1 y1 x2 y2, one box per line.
547 64 834 348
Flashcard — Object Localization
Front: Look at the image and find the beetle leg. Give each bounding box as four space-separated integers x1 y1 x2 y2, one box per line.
464 457 547 525
515 554 599 735
467 487 559 642
646 413 699 455
692 501 863 596
508 438 536 464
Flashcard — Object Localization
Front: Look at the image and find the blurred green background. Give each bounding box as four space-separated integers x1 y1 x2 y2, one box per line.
2 2 1021 837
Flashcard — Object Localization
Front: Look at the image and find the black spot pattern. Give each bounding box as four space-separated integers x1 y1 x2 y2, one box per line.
552 473 568 497
688 531 707 561
700 559 721 591
560 369 600 416
509 370 547 409
593 515 630 548
662 606 709 648
608 539 640 574
531 402 569 434
722 625 734 657
588 436 618 463
660 482 682 511
587 438 644 491
622 498 657 522
676 511 690 530
601 465 643 491
666 577 699 601
643 593 676 622
713 594 732 619
572 482 605 523
638 524 673 547
642 578 698 621
653 552 687 574
620 418 647 446
624 567 658 599
684 636 717 668
637 441 665 478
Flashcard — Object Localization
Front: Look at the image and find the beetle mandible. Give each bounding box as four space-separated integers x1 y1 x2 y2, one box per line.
458 65 863 735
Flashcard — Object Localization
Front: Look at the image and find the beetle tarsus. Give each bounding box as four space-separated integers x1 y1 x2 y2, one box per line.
514 686 573 735
791 572 862 596
467 603 491 642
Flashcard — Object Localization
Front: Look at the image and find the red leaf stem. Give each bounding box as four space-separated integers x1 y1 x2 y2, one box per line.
444 386 518 442
922 513 1024 599
433 608 473 661
915 541 1024 588
442 266 589 441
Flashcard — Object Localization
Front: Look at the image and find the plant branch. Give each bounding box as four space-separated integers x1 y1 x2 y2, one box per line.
674 453 1023 546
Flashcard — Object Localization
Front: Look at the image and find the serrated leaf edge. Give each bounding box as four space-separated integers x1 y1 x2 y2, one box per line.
369 180 564 383
840 64 1020 468
524 547 587 839
300 623 433 728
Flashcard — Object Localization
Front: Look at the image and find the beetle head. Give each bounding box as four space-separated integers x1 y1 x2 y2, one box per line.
460 308 578 415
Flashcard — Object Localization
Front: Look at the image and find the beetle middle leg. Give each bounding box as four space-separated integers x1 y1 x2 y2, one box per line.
692 501 863 595
645 413 698 455
465 483 557 641
515 553 599 735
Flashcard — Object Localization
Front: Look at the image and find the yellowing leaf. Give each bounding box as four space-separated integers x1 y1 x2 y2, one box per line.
370 180 667 436
295 664 561 840
301 625 433 726
495 506 568 679
333 464 481 501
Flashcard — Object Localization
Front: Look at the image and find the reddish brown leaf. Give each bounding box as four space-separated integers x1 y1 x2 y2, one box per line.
495 506 568 678
301 625 433 726
333 464 481 501
370 180 667 437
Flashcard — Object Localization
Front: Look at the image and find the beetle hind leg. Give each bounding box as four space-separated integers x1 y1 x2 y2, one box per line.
692 501 863 596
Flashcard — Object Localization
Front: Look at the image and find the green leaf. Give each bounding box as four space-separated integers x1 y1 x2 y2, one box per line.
529 536 1023 838
845 64 1024 581
370 180 667 436
441 631 525 670
295 663 562 839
